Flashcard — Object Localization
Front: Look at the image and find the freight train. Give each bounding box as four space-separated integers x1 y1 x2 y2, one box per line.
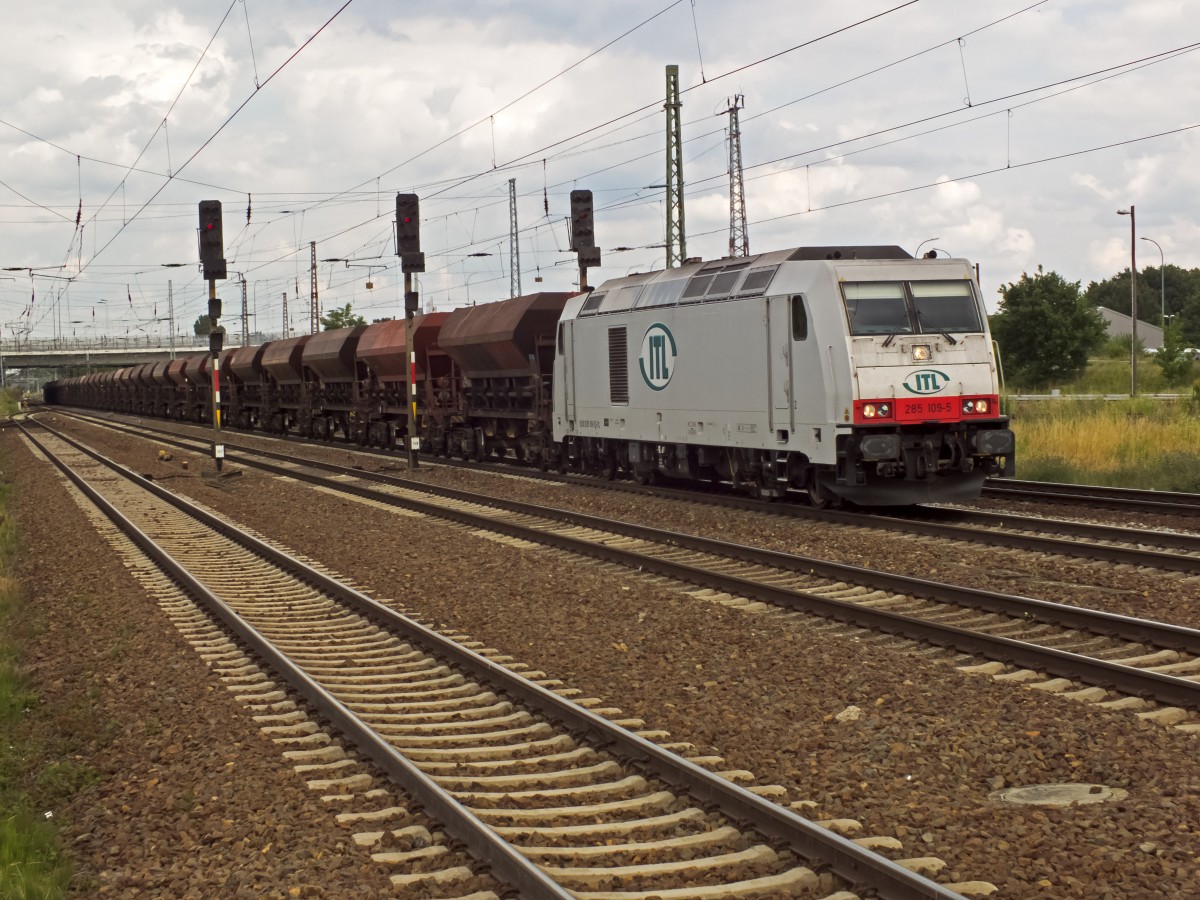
43 244 1014 506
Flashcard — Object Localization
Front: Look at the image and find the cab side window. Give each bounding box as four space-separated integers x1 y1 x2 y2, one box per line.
791 295 808 341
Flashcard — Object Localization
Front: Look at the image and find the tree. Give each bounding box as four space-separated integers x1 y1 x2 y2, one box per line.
1088 264 1200 347
320 303 366 330
990 266 1107 389
1154 321 1196 386
1085 264 1200 330
193 314 212 335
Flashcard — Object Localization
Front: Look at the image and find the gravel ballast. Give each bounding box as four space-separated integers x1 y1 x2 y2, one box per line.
17 415 1200 898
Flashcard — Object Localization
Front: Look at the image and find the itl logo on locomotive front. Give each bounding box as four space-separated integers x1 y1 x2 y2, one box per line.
639 323 677 391
902 369 951 395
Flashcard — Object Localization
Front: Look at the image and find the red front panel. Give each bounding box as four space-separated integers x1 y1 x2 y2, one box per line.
895 396 962 422
854 394 1000 425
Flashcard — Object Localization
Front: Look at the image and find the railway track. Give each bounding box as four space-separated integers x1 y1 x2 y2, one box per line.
36 414 1200 726
21 419 980 900
48 408 1200 575
981 477 1200 517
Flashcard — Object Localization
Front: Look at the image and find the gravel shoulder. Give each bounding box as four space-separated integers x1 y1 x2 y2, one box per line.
5 429 399 898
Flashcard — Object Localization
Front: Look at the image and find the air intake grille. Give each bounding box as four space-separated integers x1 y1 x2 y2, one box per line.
608 326 629 404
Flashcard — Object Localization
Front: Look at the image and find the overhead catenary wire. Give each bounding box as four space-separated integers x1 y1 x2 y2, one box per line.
73 0 359 279
3 1 1193 335
14 0 358 338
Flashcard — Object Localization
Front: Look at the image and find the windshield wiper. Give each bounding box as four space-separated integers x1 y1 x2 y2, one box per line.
916 310 958 345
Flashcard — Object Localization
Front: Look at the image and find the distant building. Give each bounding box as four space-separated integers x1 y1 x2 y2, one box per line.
1097 307 1163 350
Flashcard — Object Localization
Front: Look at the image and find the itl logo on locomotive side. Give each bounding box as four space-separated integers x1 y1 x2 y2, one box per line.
902 369 951 395
639 323 677 391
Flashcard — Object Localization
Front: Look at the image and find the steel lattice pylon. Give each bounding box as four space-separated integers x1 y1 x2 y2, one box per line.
508 178 521 298
310 240 319 334
726 95 749 258
665 65 686 268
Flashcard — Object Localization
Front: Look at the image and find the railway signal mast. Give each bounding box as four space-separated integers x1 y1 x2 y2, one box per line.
569 189 601 290
397 193 425 469
198 200 227 473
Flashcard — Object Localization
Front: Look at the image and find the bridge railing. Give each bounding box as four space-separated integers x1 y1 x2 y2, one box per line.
1 334 214 353
0 333 290 354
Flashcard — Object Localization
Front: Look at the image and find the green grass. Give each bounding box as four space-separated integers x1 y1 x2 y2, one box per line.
1007 396 1200 491
999 349 1200 490
0 388 21 418
0 468 74 898
0 813 70 900
1009 351 1200 396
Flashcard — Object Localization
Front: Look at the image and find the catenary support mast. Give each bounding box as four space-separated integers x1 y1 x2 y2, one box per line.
508 178 521 298
310 241 319 334
725 94 749 258
665 65 686 268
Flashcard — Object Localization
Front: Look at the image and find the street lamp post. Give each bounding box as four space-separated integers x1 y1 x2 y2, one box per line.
1140 236 1165 329
1117 207 1137 397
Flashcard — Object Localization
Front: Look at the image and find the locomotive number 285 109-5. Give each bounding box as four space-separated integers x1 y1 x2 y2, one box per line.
897 397 958 421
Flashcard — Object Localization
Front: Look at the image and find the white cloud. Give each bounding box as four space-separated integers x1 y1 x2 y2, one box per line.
2 0 1198 338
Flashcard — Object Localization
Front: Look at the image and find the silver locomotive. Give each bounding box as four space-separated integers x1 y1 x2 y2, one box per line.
553 245 1014 506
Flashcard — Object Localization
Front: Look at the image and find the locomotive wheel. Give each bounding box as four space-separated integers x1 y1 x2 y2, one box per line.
604 453 617 481
807 472 834 509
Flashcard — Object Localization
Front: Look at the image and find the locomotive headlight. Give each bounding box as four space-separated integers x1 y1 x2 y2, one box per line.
878 403 891 417
863 404 878 418
911 344 931 361
975 399 989 413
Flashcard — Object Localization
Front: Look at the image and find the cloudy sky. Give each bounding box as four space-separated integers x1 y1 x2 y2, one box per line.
1 0 1196 343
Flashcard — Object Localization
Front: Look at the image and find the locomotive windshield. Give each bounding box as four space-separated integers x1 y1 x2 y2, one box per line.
842 280 982 336
842 282 911 335
910 281 983 332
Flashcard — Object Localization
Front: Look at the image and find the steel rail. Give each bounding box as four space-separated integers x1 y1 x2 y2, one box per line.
79 417 1200 650
983 478 1200 516
34 416 1200 712
53 408 1200 572
24 419 967 900
18 423 576 899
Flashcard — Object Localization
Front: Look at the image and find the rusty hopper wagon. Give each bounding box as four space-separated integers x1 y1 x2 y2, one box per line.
300 325 368 440
259 335 312 434
226 343 269 429
437 292 574 462
354 313 455 449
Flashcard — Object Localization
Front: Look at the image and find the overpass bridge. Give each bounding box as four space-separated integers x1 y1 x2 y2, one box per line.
2 334 271 391
1 334 285 370
3 339 208 369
